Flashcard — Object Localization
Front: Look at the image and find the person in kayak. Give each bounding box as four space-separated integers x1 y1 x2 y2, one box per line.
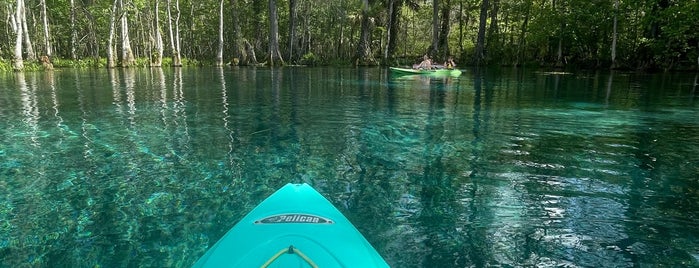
444 56 456 69
414 55 433 70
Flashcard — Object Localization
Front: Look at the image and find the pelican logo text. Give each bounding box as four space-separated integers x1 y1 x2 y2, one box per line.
255 214 333 224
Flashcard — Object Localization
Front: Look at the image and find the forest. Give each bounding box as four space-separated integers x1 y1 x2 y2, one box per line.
0 0 697 72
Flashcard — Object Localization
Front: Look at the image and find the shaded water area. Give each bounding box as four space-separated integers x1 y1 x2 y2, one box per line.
1 67 698 267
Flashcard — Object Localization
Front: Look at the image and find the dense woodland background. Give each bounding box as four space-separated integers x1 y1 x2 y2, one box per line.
1 0 697 71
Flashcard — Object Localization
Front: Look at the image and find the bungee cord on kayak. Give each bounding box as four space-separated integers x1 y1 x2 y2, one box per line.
260 245 319 268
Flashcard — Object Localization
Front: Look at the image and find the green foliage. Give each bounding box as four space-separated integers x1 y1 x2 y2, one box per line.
0 60 44 72
134 57 151 67
161 57 173 67
51 58 105 69
180 58 204 66
300 52 319 66
0 59 11 72
651 1 699 69
0 59 43 72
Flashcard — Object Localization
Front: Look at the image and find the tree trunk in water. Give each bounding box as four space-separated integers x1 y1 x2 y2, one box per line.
474 0 489 66
288 0 297 62
70 0 77 60
555 0 565 67
691 72 697 96
338 18 344 59
303 12 311 56
430 0 439 57
21 1 35 61
437 0 451 61
107 0 118 68
487 0 499 63
82 8 100 60
355 0 375 65
173 0 182 67
390 2 402 59
458 0 464 54
13 0 25 71
215 0 224 66
40 0 52 58
120 0 135 67
253 1 265 53
167 0 182 67
188 5 196 58
167 0 175 62
268 0 284 66
516 1 530 66
384 0 400 62
230 0 243 64
556 37 563 67
152 0 164 67
244 39 259 65
611 0 619 69
174 0 182 66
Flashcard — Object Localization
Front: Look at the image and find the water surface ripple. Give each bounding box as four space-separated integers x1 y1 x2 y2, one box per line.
0 68 698 267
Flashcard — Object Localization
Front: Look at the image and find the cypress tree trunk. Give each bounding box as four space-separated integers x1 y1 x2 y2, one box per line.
120 0 136 67
556 37 564 67
554 0 565 67
244 39 259 65
20 0 35 61
487 0 499 62
384 0 400 62
153 0 164 67
83 8 100 60
430 0 439 56
611 0 619 69
252 1 265 53
230 0 243 65
13 0 25 71
438 0 451 61
458 0 464 54
216 0 224 66
40 0 52 58
167 0 182 67
70 0 77 60
173 0 182 66
107 0 118 68
474 0 489 66
355 0 375 65
288 0 297 62
268 0 284 66
516 1 530 66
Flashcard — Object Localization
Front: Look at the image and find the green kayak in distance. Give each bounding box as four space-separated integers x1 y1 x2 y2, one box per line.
192 183 389 268
389 66 462 77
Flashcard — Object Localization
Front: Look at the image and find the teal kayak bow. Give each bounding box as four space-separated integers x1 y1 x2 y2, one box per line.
193 183 389 268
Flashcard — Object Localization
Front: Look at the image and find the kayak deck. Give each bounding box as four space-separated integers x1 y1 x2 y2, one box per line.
193 183 389 268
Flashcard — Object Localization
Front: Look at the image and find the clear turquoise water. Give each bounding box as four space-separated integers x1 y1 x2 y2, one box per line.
1 67 698 267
